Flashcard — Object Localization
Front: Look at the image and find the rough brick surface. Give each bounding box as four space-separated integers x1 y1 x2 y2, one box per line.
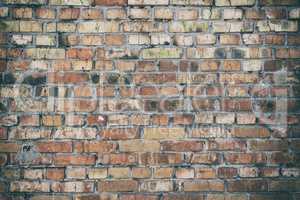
0 0 300 199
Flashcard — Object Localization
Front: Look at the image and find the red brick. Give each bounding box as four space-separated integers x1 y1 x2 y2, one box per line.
173 114 193 125
195 168 216 179
161 141 204 152
86 115 107 126
48 72 89 84
51 181 94 193
83 141 117 153
152 115 169 125
208 139 246 151
101 127 139 140
59 8 80 20
220 34 241 45
0 128 7 139
94 0 127 5
232 127 270 138
53 155 96 166
139 153 184 165
98 153 137 165
19 115 39 126
35 141 72 153
105 34 125 46
66 48 93 60
46 168 65 180
163 194 205 200
217 167 238 178
183 180 224 192
120 194 158 200
0 143 19 152
224 153 267 164
99 180 138 192
227 180 268 192
190 153 220 164
265 34 285 45
81 8 103 20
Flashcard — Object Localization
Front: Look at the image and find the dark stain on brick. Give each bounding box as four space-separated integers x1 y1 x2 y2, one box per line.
120 55 139 60
1 73 16 84
163 100 179 111
191 62 199 72
264 60 282 71
214 48 226 59
107 73 120 84
22 75 46 86
49 87 59 97
0 21 7 30
91 73 100 84
0 102 7 112
145 100 158 111
123 74 132 85
259 100 275 113
231 48 245 59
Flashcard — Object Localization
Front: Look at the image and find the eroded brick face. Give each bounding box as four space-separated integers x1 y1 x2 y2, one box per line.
0 0 300 199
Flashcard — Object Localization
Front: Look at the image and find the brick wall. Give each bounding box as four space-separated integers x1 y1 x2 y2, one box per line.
0 0 300 199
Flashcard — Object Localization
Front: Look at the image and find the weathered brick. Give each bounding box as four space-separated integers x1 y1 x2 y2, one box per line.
183 180 224 191
108 167 130 178
153 168 173 178
144 127 185 139
77 21 119 33
257 20 298 32
51 181 94 192
169 21 209 32
141 181 173 192
119 140 160 152
87 168 107 179
49 0 91 5
141 48 182 59
120 194 158 200
99 180 138 192
106 8 126 19
23 169 43 180
215 0 255 6
289 8 300 19
227 180 268 192
12 8 32 18
139 152 184 165
66 168 86 179
76 194 117 200
101 128 139 140
129 8 150 19
223 8 243 19
11 181 50 192
36 141 72 153
154 8 173 19
54 155 96 166
132 167 151 178
217 167 237 178
212 21 253 33
46 168 65 180
232 127 270 138
128 0 168 5
176 168 194 178
95 0 126 6
224 153 267 164
54 128 97 139
171 0 213 5
161 141 203 152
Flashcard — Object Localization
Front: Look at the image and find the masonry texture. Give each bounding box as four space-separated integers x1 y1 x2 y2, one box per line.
0 0 300 199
